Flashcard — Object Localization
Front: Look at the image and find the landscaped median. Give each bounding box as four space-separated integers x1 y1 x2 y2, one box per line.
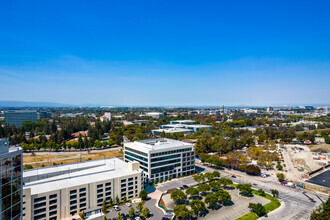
235 184 281 220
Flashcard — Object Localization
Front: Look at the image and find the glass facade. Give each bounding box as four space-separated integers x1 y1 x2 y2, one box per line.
1 150 23 220
4 110 38 127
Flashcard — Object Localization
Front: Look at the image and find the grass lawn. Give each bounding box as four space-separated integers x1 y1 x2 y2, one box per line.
236 212 258 220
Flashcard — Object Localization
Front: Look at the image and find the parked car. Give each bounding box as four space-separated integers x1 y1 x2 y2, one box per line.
114 205 120 211
231 175 236 178
182 185 189 189
126 202 132 207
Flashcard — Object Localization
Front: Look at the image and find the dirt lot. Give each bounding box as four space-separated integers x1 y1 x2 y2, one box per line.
23 150 123 169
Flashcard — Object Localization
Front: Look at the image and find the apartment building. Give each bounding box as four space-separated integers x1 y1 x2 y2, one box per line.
124 138 195 183
0 138 23 220
22 158 143 220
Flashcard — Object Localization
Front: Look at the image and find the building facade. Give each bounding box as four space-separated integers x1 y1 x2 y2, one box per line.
124 138 195 183
22 158 143 220
5 110 38 127
0 138 23 220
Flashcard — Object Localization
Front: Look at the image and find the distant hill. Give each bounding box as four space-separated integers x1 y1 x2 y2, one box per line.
0 101 75 107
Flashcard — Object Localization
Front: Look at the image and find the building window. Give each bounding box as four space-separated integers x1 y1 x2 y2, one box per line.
97 184 103 188
121 179 126 183
105 182 111 186
70 195 77 200
49 205 57 211
80 193 86 197
49 211 57 216
49 199 57 205
49 194 57 199
70 205 77 211
79 188 86 192
97 189 103 194
34 202 46 209
34 197 46 203
70 190 77 194
34 208 46 215
70 200 77 205
34 213 46 220
80 198 86 203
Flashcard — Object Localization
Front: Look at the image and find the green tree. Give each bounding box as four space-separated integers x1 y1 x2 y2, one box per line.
136 202 143 212
115 196 120 205
237 184 252 196
204 194 218 208
193 173 205 183
102 200 107 214
310 196 330 220
129 207 135 218
197 184 211 195
139 189 148 200
174 204 193 219
185 187 199 199
142 207 150 218
171 190 187 204
215 190 231 205
108 197 113 207
204 172 215 181
277 173 285 181
103 216 107 220
213 170 220 178
217 177 233 188
79 212 86 220
271 189 279 198
116 211 122 220
209 180 220 191
189 200 206 214
248 203 266 217
258 189 265 197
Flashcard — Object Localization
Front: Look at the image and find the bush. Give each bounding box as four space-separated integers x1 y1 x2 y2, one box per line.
248 203 266 217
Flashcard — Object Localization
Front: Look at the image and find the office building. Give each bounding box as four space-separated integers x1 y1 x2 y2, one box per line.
22 158 143 220
124 138 195 183
0 138 23 220
37 112 52 119
145 112 164 119
151 128 192 135
156 120 212 134
100 112 111 122
5 110 38 127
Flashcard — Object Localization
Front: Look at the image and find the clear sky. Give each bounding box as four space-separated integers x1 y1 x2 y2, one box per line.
0 0 329 106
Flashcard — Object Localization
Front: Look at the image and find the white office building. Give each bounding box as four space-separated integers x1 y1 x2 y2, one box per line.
124 138 195 183
22 158 143 220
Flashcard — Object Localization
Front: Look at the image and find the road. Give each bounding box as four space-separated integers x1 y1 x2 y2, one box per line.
23 146 122 156
195 162 327 220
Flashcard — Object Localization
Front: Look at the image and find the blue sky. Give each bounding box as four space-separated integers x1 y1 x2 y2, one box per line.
0 0 329 106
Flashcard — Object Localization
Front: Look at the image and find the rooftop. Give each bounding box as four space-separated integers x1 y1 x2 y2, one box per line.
125 138 192 152
306 169 330 188
23 158 142 195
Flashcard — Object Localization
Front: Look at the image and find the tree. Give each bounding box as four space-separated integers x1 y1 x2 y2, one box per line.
174 204 193 219
136 202 143 212
258 189 265 197
103 216 107 220
215 190 231 205
108 197 113 207
218 177 233 188
139 189 147 200
204 172 215 181
129 207 135 218
271 189 279 198
193 173 205 183
248 203 266 217
197 184 211 195
277 173 285 181
204 194 218 208
122 196 127 203
209 180 220 191
237 184 252 196
115 195 120 205
142 207 150 218
245 164 261 176
102 200 107 214
189 200 206 214
116 211 122 220
79 212 86 220
171 190 187 204
185 187 199 199
213 170 220 178
310 196 330 220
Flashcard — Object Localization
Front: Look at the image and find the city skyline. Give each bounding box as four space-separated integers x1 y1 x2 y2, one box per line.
1 0 330 106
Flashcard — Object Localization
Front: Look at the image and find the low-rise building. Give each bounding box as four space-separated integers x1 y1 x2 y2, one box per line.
124 138 195 183
145 112 164 119
22 158 143 220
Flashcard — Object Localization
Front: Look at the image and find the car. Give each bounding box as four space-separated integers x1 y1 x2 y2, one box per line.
114 205 120 211
165 212 173 216
231 175 236 178
182 185 189 189
253 183 257 185
135 217 141 220
126 202 132 207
